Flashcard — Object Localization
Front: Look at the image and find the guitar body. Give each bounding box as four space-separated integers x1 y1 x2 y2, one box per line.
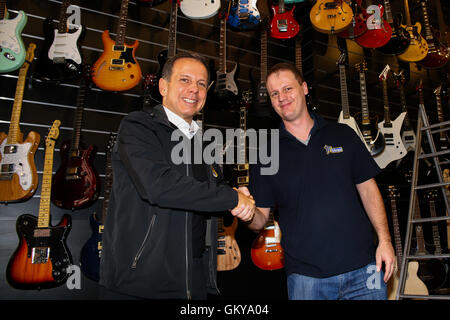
251 221 284 270
360 121 385 157
355 6 392 49
418 43 449 69
217 217 241 271
338 111 370 153
387 261 429 299
34 18 84 81
0 10 27 73
402 129 416 152
227 0 260 31
270 5 300 39
51 141 99 209
6 213 72 290
375 112 407 169
79 213 102 282
0 131 40 202
91 30 141 91
398 24 429 62
377 26 411 55
418 259 448 292
180 0 220 19
309 0 353 34
215 64 239 96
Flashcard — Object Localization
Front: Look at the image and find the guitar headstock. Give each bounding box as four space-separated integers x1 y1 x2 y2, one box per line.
392 69 406 88
379 64 391 81
416 79 424 92
142 73 158 92
25 43 37 64
355 60 368 73
241 89 252 109
434 84 442 96
107 133 117 153
426 189 438 200
387 185 399 199
46 120 61 148
338 51 347 66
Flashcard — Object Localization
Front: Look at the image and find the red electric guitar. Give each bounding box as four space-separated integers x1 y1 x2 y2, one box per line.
51 66 100 210
355 1 392 48
269 0 300 39
337 0 367 39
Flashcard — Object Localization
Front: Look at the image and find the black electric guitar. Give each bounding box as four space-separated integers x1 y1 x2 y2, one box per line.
355 60 385 157
377 0 410 55
6 120 73 290
34 0 84 81
79 133 116 282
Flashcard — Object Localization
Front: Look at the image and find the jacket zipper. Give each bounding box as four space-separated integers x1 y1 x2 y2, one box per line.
131 215 156 269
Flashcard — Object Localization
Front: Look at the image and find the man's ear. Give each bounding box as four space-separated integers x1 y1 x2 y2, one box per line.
159 77 167 97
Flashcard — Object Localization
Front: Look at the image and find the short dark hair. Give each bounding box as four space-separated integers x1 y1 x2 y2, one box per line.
161 52 210 83
266 62 304 85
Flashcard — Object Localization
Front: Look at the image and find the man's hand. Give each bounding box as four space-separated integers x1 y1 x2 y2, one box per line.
230 187 255 222
376 240 396 283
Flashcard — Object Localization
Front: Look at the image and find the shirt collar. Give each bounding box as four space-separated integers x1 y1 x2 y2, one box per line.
163 106 200 140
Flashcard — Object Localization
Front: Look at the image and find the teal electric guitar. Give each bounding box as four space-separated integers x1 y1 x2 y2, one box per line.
0 0 27 73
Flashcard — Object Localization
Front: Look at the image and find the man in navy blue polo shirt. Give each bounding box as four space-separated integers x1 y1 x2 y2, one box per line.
246 62 395 300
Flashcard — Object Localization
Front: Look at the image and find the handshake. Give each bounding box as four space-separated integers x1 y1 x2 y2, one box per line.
230 187 256 223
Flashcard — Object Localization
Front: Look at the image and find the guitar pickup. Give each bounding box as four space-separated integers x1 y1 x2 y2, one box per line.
31 247 50 264
325 2 338 9
1 163 14 173
237 176 249 185
3 145 17 154
236 164 249 171
65 174 81 181
277 20 288 32
113 45 125 52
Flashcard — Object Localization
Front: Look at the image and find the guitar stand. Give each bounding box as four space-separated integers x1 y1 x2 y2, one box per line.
397 103 450 300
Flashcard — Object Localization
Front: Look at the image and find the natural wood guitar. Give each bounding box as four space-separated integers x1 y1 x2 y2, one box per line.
309 0 353 34
0 43 39 203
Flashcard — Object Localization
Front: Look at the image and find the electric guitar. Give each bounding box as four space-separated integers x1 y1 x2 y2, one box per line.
375 65 407 169
309 0 353 34
0 0 27 73
336 51 368 151
434 0 450 47
91 0 141 91
270 0 300 39
337 0 367 39
355 1 392 49
355 60 385 157
418 0 449 69
443 168 450 247
215 6 238 99
51 66 100 210
386 186 429 300
0 43 40 203
180 0 220 20
218 91 252 271
6 120 73 290
79 133 116 282
227 0 261 31
34 0 84 81
398 0 429 62
152 0 178 103
377 0 410 55
434 84 450 152
393 70 416 152
251 208 284 270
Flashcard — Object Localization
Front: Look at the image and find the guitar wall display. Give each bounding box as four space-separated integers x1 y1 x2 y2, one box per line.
228 0 261 31
309 0 353 34
0 43 39 203
377 0 410 55
417 0 449 69
180 0 220 20
34 0 84 81
270 0 300 39
91 0 141 91
79 133 116 282
355 60 385 157
386 186 429 300
51 66 100 210
374 65 407 169
0 0 27 73
398 0 429 62
6 120 73 290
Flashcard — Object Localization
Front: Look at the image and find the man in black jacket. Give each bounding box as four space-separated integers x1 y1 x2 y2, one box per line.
99 52 255 299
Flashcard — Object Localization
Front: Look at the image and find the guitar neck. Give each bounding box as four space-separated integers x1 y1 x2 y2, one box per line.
339 64 351 119
167 0 178 59
279 0 285 14
382 79 391 125
38 138 57 229
389 196 404 268
0 0 6 20
383 0 393 23
435 90 446 142
414 197 428 255
260 26 267 81
219 18 227 73
101 150 113 223
358 70 370 125
7 63 31 145
435 0 447 34
57 0 71 33
420 1 434 40
70 84 87 151
115 0 130 46
295 37 303 74
404 0 412 27
428 198 443 254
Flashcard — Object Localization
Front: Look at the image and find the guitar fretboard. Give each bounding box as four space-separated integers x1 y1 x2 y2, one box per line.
383 0 393 23
339 64 350 119
260 25 267 81
434 87 446 143
358 68 370 125
70 82 87 151
397 79 413 131
414 197 427 255
168 0 178 59
57 0 71 34
388 188 403 269
115 0 130 46
101 138 115 223
295 37 303 74
0 0 6 20
428 196 443 255
219 18 227 73
404 0 412 27
420 1 435 43
382 79 392 125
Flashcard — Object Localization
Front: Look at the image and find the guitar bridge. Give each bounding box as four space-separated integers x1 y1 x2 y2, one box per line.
53 57 66 64
31 247 50 264
277 19 288 32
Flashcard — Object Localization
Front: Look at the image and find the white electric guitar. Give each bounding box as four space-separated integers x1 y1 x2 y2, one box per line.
375 65 407 169
336 52 368 151
180 0 220 20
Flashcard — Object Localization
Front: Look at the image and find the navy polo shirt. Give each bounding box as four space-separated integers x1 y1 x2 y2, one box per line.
249 113 381 278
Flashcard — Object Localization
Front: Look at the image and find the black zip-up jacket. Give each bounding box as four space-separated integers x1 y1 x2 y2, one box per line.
99 105 238 299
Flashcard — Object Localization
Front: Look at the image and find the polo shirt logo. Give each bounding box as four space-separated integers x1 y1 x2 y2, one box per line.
211 166 219 178
324 145 343 155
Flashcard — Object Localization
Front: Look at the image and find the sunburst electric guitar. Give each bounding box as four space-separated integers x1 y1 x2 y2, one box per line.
0 43 39 203
0 0 27 73
91 0 141 91
6 120 73 290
